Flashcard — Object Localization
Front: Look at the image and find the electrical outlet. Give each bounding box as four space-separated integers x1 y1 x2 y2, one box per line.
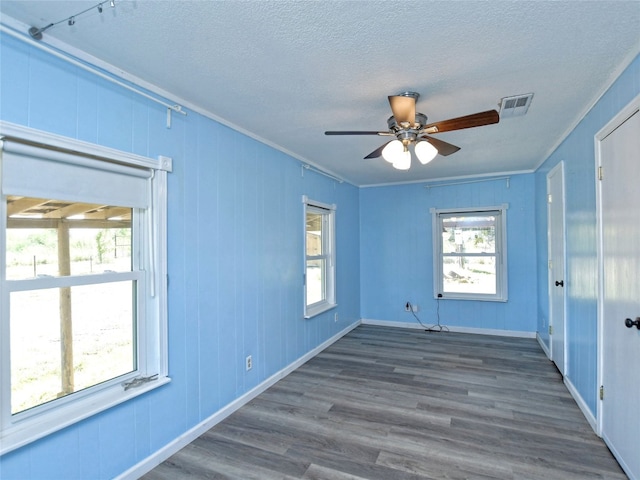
245 355 252 371
411 304 419 312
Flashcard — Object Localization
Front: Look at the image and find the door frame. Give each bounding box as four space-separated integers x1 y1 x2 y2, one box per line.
595 92 640 436
547 161 566 374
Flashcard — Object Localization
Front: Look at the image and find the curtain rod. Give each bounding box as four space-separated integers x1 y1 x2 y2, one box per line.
424 176 510 189
0 24 186 128
302 164 344 184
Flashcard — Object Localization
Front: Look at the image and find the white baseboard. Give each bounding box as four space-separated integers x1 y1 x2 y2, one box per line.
564 375 597 433
361 318 536 338
116 320 361 480
536 332 551 358
534 336 597 434
364 321 601 437
119 318 542 479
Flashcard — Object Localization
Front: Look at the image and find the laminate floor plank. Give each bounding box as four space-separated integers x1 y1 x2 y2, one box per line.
142 326 626 479
301 464 372 480
376 449 515 480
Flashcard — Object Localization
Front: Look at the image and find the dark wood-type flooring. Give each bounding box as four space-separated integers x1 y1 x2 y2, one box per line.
143 325 626 479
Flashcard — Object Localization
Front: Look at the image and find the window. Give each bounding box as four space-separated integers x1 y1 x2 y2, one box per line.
0 123 170 454
303 196 336 318
431 205 508 302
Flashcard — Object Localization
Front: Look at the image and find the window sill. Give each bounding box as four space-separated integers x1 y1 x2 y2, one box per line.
304 302 337 319
0 375 171 456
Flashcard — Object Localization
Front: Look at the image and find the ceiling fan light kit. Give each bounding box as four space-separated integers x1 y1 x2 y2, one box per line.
381 138 438 170
325 91 500 171
393 149 412 170
415 140 438 165
381 139 404 163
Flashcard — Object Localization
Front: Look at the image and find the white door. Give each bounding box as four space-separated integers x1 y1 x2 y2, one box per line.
547 163 565 374
599 104 640 480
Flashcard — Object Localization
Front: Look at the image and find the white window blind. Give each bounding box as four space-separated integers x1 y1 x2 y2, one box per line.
1 140 151 208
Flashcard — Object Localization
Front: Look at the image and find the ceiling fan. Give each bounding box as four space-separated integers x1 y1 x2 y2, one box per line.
325 92 499 170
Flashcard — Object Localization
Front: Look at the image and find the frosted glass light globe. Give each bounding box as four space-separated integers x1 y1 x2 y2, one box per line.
415 140 438 164
381 140 404 164
392 150 411 170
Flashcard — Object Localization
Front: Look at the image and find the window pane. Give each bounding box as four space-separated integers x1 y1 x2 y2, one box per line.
442 215 496 254
442 256 496 295
10 281 136 414
306 212 323 256
306 259 325 305
6 196 132 280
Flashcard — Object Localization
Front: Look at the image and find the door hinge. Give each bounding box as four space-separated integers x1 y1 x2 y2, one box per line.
547 193 553 204
599 385 604 400
549 325 553 335
598 166 603 181
548 260 553 270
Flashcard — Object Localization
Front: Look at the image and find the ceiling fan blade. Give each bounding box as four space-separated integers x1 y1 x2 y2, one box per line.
388 95 416 125
364 141 393 159
422 136 461 156
325 131 390 135
423 110 499 134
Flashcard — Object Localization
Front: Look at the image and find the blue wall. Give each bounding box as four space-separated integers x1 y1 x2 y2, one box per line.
534 54 640 416
1 22 638 478
0 32 360 479
360 174 538 333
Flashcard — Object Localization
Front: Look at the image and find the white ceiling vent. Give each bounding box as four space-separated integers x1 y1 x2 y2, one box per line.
499 93 534 118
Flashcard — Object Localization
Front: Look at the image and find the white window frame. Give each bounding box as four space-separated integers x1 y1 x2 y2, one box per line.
303 196 336 318
0 122 171 455
431 205 508 302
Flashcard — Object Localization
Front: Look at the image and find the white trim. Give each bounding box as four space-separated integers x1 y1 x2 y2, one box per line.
533 49 640 173
429 204 509 215
536 332 551 359
304 302 338 320
594 92 640 436
595 92 640 141
2 377 171 456
120 318 549 479
431 205 508 302
116 320 361 480
303 196 337 318
0 19 543 189
302 195 336 211
361 318 536 338
0 19 349 186
546 161 567 375
0 127 171 455
603 432 639 480
564 375 597 433
0 121 171 172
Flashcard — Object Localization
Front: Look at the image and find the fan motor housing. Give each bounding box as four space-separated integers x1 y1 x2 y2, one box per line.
387 112 428 131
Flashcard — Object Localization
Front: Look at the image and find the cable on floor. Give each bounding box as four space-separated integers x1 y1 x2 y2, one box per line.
406 299 449 333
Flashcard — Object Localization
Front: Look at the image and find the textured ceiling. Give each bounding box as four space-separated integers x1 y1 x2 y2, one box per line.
1 1 639 186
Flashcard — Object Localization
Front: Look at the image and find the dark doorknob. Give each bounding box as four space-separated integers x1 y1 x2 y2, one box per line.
555 280 564 287
625 318 640 330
